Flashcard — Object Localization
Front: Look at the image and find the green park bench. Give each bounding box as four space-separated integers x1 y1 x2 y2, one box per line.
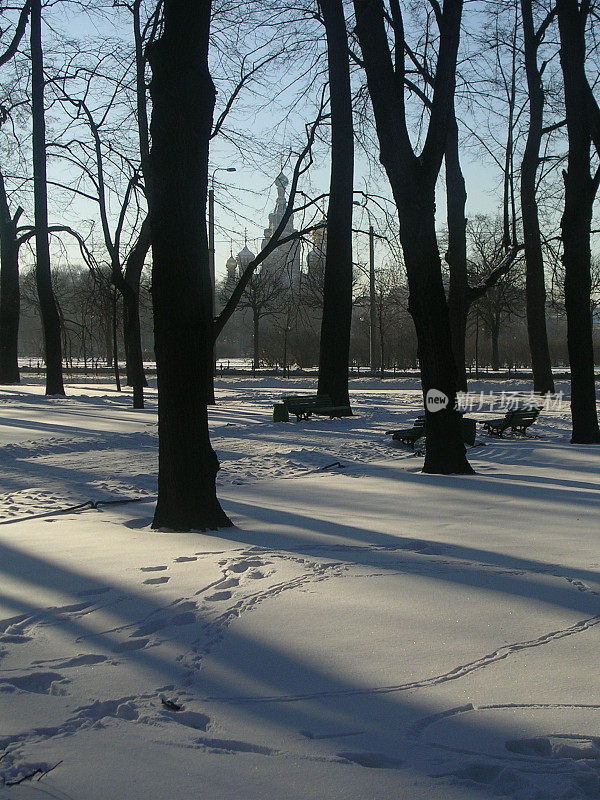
479 406 541 437
386 414 477 448
386 415 426 448
277 394 352 422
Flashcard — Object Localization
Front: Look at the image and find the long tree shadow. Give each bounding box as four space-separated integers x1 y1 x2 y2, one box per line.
0 534 596 799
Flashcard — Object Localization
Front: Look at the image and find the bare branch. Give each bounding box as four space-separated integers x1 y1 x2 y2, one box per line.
214 100 325 339
0 1 31 69
468 244 523 302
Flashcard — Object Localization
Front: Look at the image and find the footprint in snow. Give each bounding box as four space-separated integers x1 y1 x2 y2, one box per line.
219 577 239 589
53 601 94 614
163 710 210 731
206 591 232 602
194 736 275 755
1 671 70 695
133 611 196 637
112 638 149 653
174 556 197 563
143 576 170 585
0 633 32 643
338 751 404 769
140 566 168 572
33 654 107 669
226 558 270 574
506 735 600 760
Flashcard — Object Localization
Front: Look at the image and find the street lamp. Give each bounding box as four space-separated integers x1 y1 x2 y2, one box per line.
208 166 236 379
353 201 377 374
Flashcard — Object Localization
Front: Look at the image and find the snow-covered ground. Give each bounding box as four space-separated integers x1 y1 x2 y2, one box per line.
0 377 599 800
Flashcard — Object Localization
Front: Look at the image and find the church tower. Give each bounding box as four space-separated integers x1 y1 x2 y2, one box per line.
260 171 301 284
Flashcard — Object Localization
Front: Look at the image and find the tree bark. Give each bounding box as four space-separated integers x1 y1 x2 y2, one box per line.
520 0 555 395
491 322 500 371
30 0 64 395
0 166 20 384
252 310 260 372
147 0 232 530
123 215 151 409
354 0 473 474
557 0 600 443
445 107 469 391
112 288 121 392
403 189 473 473
316 0 353 411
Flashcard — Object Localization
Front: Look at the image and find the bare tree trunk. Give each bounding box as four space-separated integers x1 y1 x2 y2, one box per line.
445 108 469 392
112 288 121 392
105 314 113 367
31 0 64 395
557 0 600 443
147 0 231 530
520 0 555 395
123 215 151 409
0 166 20 384
491 322 500 371
403 191 473 473
253 310 260 372
316 0 353 411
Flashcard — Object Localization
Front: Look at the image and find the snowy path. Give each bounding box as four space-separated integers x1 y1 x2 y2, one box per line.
0 379 599 799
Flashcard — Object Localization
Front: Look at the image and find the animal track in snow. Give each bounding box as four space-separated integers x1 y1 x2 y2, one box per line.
205 611 600 705
140 565 168 572
143 576 170 585
181 557 348 675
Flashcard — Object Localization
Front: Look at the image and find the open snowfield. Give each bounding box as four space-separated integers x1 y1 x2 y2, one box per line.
1 376 599 800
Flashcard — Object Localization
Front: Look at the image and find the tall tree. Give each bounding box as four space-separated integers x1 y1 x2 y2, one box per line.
147 0 232 530
30 0 64 395
122 216 151 402
316 0 354 411
405 42 520 390
0 1 32 384
0 164 22 384
445 101 470 391
520 0 555 394
354 0 473 474
556 0 600 443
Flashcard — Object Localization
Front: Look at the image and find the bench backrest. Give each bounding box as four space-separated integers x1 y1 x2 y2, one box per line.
282 394 332 409
506 407 540 423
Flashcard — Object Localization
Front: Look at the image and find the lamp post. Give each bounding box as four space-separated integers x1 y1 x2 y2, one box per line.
353 201 377 374
208 166 236 382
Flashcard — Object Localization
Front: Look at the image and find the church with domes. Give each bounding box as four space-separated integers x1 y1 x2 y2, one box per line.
224 171 303 289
